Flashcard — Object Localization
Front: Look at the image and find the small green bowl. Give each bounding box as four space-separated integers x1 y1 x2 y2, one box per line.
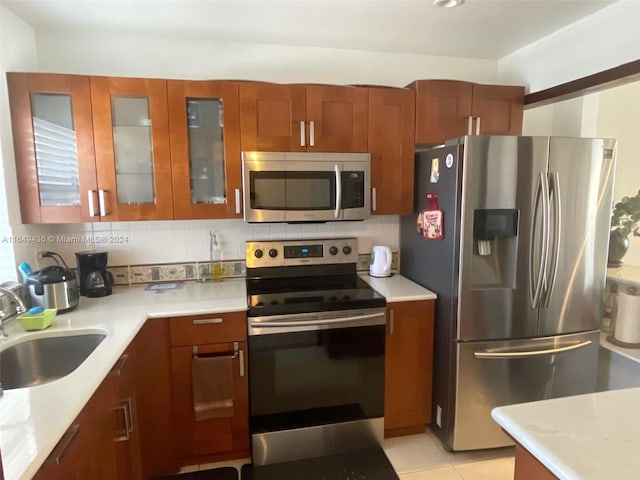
17 309 57 331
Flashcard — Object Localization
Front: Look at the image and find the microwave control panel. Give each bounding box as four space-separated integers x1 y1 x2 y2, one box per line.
341 171 365 209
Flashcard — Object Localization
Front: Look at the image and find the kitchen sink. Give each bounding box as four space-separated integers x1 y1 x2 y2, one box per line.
0 333 107 390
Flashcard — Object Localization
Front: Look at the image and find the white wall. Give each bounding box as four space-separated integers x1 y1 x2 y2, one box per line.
522 94 599 137
33 29 500 86
0 5 39 280
499 1 640 93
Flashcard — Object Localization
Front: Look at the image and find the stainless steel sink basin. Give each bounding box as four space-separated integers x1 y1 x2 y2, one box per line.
0 333 106 390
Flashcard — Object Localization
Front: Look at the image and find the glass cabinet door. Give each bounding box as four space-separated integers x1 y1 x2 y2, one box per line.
91 77 173 221
168 81 242 219
7 73 98 223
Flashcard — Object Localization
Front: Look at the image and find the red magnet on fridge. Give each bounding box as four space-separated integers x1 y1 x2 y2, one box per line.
422 193 443 240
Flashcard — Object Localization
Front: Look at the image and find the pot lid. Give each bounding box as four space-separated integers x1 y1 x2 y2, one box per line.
27 265 76 285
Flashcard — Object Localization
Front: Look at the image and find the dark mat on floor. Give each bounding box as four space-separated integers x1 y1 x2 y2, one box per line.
152 466 238 480
241 447 398 479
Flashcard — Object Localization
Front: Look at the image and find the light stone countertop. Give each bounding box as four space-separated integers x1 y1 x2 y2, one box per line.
607 264 640 289
492 387 640 480
0 275 436 480
360 273 437 302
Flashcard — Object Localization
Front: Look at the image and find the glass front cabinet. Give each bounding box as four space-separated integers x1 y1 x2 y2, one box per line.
91 76 174 221
167 81 242 219
7 73 98 223
8 74 243 223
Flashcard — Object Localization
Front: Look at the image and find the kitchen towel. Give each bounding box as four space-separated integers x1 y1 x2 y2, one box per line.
614 288 640 346
191 355 234 421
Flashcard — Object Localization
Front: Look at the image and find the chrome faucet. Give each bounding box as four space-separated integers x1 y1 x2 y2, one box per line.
0 286 27 339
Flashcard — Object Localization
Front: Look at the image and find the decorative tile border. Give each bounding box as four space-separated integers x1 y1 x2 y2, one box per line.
107 253 398 286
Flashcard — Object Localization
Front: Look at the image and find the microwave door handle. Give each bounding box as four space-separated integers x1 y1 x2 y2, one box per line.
334 164 341 219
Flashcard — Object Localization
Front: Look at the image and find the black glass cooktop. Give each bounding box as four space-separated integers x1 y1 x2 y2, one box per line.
240 447 399 480
246 274 385 317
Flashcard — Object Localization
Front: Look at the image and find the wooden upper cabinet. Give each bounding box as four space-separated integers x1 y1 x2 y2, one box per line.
91 76 173 221
409 80 524 145
471 84 524 136
239 82 306 152
239 82 368 152
305 85 368 152
168 80 243 219
411 80 472 146
7 73 98 223
368 87 416 215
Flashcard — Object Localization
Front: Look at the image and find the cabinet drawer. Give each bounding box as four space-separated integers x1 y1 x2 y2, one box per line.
169 312 247 346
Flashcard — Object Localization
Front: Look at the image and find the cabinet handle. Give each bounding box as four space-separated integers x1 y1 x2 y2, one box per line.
114 401 132 442
475 116 481 135
300 121 306 147
98 189 107 217
109 353 129 377
124 398 133 434
193 318 223 325
309 120 315 147
50 424 80 465
372 187 377 212
467 116 473 135
239 348 245 377
88 190 96 217
235 188 242 215
389 309 395 335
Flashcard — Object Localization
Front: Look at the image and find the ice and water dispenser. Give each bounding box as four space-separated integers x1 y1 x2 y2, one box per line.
471 208 519 288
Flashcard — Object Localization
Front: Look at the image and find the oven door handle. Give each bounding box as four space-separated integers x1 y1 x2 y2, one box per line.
251 312 384 328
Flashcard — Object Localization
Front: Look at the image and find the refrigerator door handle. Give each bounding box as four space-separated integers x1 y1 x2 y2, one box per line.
543 172 562 308
473 340 592 359
529 172 550 309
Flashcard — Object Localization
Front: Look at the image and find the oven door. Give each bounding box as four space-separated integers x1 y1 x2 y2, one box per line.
242 152 370 223
248 308 385 435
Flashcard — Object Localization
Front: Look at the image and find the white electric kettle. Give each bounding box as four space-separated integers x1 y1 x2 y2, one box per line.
370 245 392 277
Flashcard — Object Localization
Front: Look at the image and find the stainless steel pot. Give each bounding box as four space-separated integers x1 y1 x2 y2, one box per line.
26 266 79 313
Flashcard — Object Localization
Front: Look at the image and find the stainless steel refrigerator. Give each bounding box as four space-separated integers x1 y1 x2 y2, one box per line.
400 136 616 451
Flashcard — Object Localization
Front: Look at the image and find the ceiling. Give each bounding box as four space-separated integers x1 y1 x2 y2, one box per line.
2 0 616 59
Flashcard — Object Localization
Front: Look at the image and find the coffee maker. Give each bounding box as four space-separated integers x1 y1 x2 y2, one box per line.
75 251 113 297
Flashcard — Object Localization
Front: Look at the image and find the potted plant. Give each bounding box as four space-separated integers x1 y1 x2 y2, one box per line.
608 189 640 267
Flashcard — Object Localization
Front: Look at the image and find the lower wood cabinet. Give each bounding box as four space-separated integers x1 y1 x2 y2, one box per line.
384 300 435 438
33 371 118 480
514 442 558 480
169 312 250 465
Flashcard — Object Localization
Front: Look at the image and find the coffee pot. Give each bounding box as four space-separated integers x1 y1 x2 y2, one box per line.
75 251 113 297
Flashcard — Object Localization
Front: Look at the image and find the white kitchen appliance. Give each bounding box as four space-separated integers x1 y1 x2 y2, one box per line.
369 245 392 277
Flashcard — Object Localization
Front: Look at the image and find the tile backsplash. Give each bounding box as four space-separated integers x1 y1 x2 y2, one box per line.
21 216 400 270
107 252 398 286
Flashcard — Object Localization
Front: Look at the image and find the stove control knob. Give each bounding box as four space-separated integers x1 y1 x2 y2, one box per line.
329 246 338 255
254 249 263 258
342 245 352 255
269 248 278 258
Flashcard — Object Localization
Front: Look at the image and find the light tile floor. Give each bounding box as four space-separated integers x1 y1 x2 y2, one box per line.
178 429 515 480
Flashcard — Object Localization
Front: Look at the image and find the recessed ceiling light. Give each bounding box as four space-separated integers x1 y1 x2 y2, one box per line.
433 0 465 8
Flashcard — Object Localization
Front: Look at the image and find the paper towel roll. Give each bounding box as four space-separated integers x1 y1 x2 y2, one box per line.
614 290 640 345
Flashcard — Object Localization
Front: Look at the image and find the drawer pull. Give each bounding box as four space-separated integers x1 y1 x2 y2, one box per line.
193 318 223 325
50 424 80 465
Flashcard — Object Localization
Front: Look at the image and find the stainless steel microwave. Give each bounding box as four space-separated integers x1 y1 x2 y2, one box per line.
242 151 371 223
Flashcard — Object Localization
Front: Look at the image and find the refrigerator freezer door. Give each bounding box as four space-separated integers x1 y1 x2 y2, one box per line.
538 138 616 336
458 136 549 341
451 330 599 450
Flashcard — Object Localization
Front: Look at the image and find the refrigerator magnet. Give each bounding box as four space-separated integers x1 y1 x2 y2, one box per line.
416 212 424 235
430 158 440 183
423 209 443 240
445 153 454 168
